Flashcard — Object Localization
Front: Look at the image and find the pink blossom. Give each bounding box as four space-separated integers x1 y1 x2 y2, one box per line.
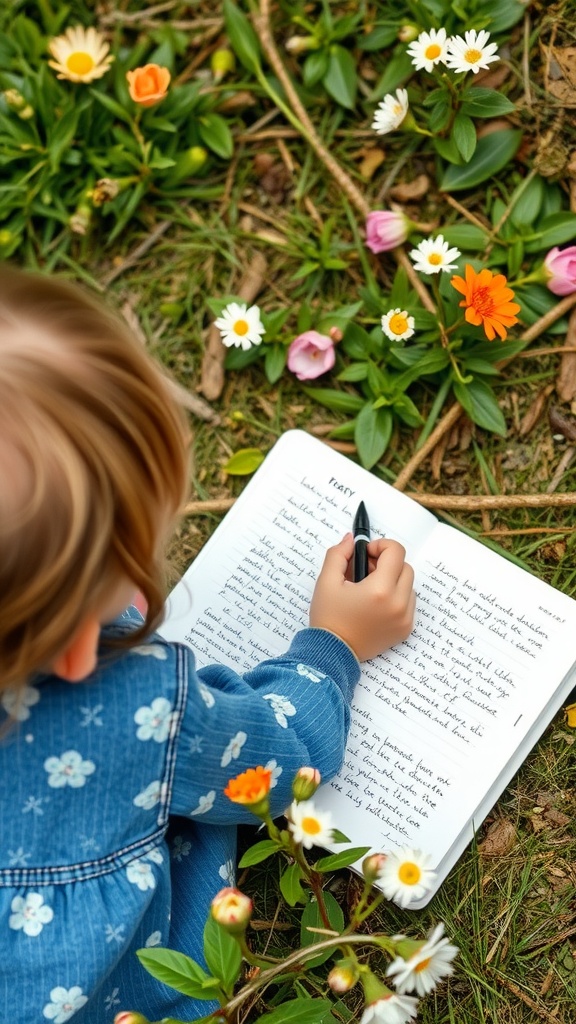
365 211 410 254
287 331 335 381
544 245 576 295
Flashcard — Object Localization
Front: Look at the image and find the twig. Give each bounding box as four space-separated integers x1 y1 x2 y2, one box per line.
482 527 576 537
99 220 172 286
488 971 562 1024
394 403 462 491
522 13 533 109
546 446 576 494
444 194 491 233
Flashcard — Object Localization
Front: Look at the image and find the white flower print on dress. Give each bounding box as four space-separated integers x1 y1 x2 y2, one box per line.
262 693 296 728
145 930 162 947
8 847 31 867
218 857 235 885
171 835 192 861
190 734 203 754
126 849 163 891
296 664 326 682
264 759 283 788
43 986 88 1022
9 892 53 936
1 683 40 721
134 697 174 742
130 643 168 659
133 779 163 810
105 923 126 944
198 682 215 708
220 730 247 767
190 790 216 815
44 750 95 788
79 704 103 727
104 988 121 1011
22 795 48 815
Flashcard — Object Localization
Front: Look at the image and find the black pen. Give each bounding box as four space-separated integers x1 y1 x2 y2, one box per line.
352 501 370 582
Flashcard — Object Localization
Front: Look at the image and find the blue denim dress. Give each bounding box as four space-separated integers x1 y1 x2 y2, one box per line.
0 608 358 1023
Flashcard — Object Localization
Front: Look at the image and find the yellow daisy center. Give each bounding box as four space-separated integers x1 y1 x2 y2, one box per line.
398 861 422 885
428 253 443 266
464 48 482 64
66 51 95 75
302 816 322 835
414 957 432 973
425 44 441 60
389 313 409 335
233 319 249 336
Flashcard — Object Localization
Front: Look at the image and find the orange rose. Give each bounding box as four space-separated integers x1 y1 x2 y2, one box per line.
126 64 170 107
224 766 272 806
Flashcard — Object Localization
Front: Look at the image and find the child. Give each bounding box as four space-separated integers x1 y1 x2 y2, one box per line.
0 266 415 1023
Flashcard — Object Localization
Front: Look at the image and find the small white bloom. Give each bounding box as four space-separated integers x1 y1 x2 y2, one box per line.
220 730 247 767
372 89 409 135
133 779 162 810
134 697 174 742
387 922 459 996
9 892 54 936
48 25 113 84
126 852 162 891
146 930 162 947
409 234 461 274
381 309 415 342
262 693 296 728
406 28 448 72
44 750 95 788
264 758 283 788
444 30 500 75
219 857 235 884
42 986 88 1023
190 789 216 815
105 923 126 945
360 992 419 1024
378 847 437 907
214 301 265 350
131 643 167 659
172 835 192 861
288 798 334 850
198 682 215 708
1 684 40 721
103 988 121 1011
296 664 326 682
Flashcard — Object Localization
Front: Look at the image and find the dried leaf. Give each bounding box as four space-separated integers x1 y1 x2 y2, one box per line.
358 146 386 179
478 817 516 857
556 309 576 402
549 406 576 442
519 384 555 436
543 807 571 827
390 174 431 201
550 46 576 88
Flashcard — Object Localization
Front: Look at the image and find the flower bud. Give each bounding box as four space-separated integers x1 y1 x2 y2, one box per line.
4 88 27 111
362 852 387 884
398 24 420 43
285 35 320 55
328 326 343 343
211 887 252 933
328 959 359 993
92 178 120 207
365 210 412 254
114 1013 151 1024
164 146 208 184
211 48 236 82
0 229 15 247
543 245 576 296
292 767 321 802
69 201 92 235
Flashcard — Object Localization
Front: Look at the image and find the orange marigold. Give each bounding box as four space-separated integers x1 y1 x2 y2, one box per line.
451 264 520 341
224 766 272 805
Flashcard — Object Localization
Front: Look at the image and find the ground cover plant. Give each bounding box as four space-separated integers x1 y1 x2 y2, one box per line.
2 0 576 1021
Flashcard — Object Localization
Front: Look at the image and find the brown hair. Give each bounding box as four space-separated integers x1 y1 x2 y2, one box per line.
0 265 190 694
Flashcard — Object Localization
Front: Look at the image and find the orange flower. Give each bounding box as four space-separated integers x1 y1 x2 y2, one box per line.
126 64 170 107
224 766 272 806
451 264 520 341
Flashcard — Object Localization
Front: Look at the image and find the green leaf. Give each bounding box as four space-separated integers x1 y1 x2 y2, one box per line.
239 839 279 867
330 828 351 843
90 87 133 125
440 130 522 192
302 388 364 413
354 404 393 469
453 378 506 435
509 174 545 228
524 212 576 253
198 112 233 159
279 863 308 906
136 948 220 1000
516 284 569 335
342 322 373 359
223 0 261 72
358 24 398 50
222 447 265 475
370 48 413 99
265 343 287 384
257 997 336 1024
314 847 371 872
428 97 453 135
460 87 516 118
433 134 464 166
48 105 81 173
300 892 344 967
441 224 489 250
302 50 329 88
203 915 242 993
337 363 368 382
452 112 477 163
507 237 524 278
323 45 357 108
393 392 424 428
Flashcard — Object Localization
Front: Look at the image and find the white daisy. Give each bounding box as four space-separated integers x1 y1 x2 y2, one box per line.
288 798 334 850
409 234 461 274
444 30 500 75
406 28 448 73
377 847 436 908
386 922 459 996
372 88 409 135
214 301 265 350
360 993 418 1024
381 309 415 342
48 25 114 83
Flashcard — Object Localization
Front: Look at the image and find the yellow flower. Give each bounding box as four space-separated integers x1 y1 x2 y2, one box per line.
48 25 114 83
565 702 576 728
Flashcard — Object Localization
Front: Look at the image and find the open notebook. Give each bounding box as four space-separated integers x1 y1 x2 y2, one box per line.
160 430 576 907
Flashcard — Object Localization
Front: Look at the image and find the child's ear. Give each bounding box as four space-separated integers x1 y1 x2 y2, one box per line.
52 618 101 682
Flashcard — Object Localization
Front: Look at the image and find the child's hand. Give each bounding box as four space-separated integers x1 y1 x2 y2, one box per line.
309 533 415 661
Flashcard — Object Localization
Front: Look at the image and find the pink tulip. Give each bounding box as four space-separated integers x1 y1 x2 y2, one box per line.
543 245 576 295
365 210 410 254
287 331 335 381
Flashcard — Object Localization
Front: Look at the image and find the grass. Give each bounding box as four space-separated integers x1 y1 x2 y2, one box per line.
8 0 576 1020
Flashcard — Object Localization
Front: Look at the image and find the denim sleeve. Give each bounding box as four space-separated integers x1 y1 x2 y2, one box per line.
170 628 360 823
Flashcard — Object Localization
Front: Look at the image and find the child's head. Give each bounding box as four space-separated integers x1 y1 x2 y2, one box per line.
0 265 190 694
